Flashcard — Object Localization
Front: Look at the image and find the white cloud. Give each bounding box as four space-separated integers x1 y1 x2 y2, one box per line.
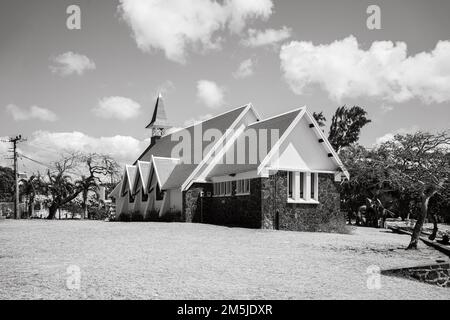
241 26 291 47
49 52 96 76
6 104 58 122
0 137 9 166
233 58 255 79
227 0 273 33
280 36 450 104
93 96 141 120
118 0 273 63
23 131 147 168
374 126 419 146
380 103 394 114
196 80 225 109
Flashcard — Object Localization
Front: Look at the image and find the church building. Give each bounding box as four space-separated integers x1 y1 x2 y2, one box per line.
109 95 349 231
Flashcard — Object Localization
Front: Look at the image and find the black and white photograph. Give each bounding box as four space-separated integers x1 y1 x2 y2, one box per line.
1 0 449 307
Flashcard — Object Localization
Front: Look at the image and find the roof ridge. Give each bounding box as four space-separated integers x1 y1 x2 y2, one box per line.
161 103 251 137
248 106 305 127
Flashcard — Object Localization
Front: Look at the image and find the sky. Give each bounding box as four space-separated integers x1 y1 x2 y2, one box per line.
0 0 449 174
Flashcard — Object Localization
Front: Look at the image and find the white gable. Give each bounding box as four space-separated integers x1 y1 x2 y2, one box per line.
267 116 337 172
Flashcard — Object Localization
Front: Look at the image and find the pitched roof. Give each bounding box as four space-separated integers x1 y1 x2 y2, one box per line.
125 165 138 194
137 105 250 163
146 94 171 129
137 161 152 191
161 164 197 190
108 181 122 198
199 108 304 178
151 156 181 188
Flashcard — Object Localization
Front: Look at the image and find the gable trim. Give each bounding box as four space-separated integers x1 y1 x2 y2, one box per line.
151 155 181 188
303 109 350 179
257 107 306 174
137 161 151 192
194 124 247 183
181 104 259 191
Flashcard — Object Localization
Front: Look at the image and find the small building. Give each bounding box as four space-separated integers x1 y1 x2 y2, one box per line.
110 94 349 231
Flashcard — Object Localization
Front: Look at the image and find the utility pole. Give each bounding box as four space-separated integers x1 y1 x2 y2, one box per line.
3 135 26 219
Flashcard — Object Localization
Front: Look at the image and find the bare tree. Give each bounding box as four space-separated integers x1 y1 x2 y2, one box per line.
43 152 120 219
377 132 450 249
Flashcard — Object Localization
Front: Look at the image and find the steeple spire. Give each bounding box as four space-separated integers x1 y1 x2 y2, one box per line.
146 93 171 129
146 93 171 147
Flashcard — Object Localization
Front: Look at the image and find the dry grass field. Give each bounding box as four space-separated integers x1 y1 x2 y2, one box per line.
0 220 449 300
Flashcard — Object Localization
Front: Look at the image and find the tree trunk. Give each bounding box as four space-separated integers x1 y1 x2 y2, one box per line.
47 204 58 220
428 211 438 241
407 186 438 250
28 196 34 219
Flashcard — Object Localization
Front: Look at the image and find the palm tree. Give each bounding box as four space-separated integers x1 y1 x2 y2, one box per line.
19 174 41 218
76 176 99 219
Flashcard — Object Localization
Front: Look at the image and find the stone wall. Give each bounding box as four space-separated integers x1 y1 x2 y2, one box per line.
260 172 345 232
382 263 450 287
182 183 213 223
183 172 345 232
203 179 262 229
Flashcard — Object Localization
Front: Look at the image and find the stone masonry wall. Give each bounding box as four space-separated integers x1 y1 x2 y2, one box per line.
382 263 450 287
183 179 262 228
203 179 262 229
182 183 213 223
260 172 345 232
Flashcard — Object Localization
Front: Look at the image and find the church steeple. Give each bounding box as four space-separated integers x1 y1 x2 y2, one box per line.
146 93 171 147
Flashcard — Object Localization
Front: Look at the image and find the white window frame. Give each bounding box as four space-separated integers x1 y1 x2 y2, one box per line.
287 171 319 204
236 179 250 196
213 181 232 197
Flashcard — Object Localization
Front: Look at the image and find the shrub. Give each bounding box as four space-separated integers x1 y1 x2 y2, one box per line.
300 210 351 234
160 210 182 222
117 212 131 222
131 211 144 222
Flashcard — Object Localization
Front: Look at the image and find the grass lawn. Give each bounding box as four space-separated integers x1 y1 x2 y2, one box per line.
0 220 449 300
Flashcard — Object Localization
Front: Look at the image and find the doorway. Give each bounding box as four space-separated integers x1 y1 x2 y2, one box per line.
274 211 280 230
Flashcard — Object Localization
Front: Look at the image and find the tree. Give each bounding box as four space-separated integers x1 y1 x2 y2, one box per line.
76 153 120 219
339 144 397 225
19 174 43 218
328 106 371 152
44 154 79 219
0 166 14 202
312 111 327 127
377 132 450 249
43 152 120 219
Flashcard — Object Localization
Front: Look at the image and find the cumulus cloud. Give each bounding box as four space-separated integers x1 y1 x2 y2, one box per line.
280 36 450 104
6 104 58 122
118 0 273 63
49 52 96 76
233 58 255 79
24 131 147 167
93 96 141 120
227 0 273 33
241 26 291 47
196 80 225 109
374 126 419 146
